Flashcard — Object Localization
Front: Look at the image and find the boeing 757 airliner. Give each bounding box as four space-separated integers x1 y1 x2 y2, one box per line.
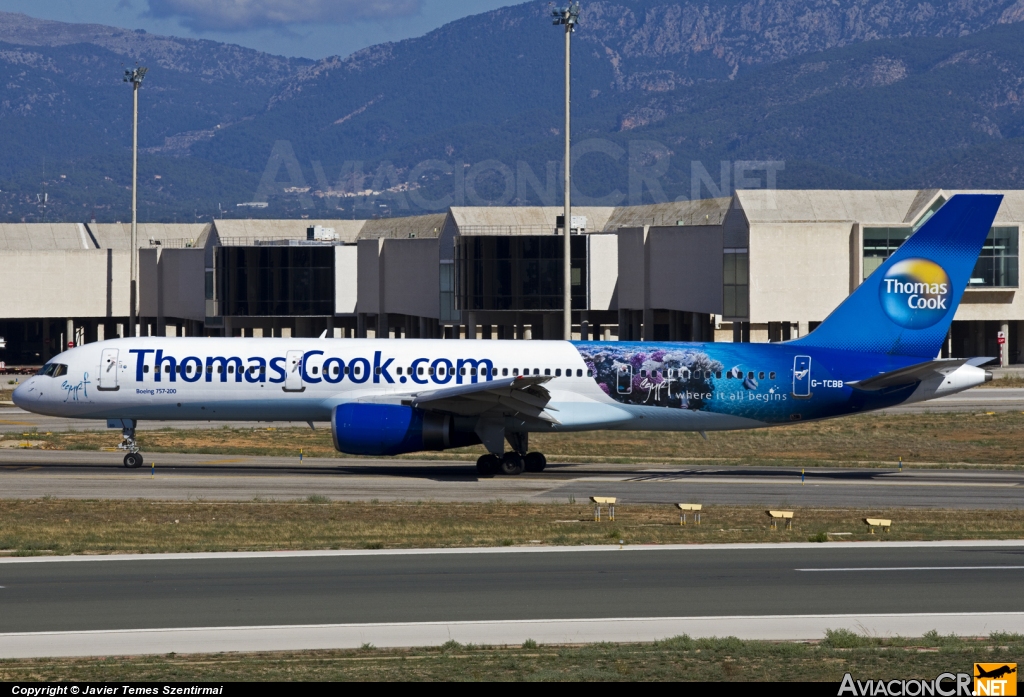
13 194 1001 475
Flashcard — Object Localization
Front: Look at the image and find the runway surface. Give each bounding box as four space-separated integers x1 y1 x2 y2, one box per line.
0 448 1021 506
0 543 1022 656
0 387 1022 435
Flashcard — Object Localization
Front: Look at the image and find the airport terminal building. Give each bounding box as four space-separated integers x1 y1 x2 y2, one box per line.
0 189 1020 368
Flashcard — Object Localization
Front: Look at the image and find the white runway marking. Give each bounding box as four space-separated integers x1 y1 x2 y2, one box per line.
1 612 1022 658
797 566 1024 572
0 538 1022 564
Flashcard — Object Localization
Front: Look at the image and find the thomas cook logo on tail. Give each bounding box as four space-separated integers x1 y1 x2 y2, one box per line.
879 258 952 329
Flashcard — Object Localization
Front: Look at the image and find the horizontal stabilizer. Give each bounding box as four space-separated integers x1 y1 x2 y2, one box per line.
849 357 994 391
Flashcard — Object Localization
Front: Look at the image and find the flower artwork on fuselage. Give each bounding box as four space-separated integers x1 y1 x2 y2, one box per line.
578 345 723 410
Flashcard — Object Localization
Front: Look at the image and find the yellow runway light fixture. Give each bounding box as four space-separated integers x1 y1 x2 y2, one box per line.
677 503 702 525
768 510 793 530
591 496 615 522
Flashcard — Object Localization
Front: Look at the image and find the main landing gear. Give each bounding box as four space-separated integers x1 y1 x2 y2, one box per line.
118 423 143 469
476 451 546 476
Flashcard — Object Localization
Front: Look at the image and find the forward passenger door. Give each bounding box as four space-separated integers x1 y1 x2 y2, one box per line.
98 348 119 391
284 350 304 392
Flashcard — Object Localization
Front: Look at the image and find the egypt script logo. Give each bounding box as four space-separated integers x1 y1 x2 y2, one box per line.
879 258 953 329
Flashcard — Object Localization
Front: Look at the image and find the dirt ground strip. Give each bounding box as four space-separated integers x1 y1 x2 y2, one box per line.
2 410 1024 468
1 501 1022 555
1 632 1020 681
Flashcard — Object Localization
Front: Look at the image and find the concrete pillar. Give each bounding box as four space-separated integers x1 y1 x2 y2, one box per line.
357 314 367 338
466 312 477 339
1001 321 1010 367
798 321 810 338
523 326 533 340
641 308 654 341
419 317 429 339
96 323 105 343
482 324 492 340
580 318 589 342
630 311 642 343
66 319 75 349
542 313 560 340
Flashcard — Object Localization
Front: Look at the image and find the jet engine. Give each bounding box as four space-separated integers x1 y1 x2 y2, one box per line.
332 403 479 456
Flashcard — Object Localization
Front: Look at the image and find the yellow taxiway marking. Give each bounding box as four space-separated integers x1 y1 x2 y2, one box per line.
0 421 36 426
198 459 249 465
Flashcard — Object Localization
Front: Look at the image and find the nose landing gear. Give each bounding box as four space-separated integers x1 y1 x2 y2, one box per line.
117 423 143 468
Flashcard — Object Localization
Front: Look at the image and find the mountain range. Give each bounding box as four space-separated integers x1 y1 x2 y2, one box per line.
4 0 1024 222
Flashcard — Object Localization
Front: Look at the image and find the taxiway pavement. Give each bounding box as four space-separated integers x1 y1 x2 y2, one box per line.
0 449 1021 506
0 543 1022 656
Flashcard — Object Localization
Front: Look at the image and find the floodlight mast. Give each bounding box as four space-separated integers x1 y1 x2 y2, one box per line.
552 2 579 340
123 66 147 338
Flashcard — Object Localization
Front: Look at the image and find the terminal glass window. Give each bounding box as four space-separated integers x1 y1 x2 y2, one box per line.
439 261 459 322
865 226 1019 288
971 226 1019 287
863 227 912 279
455 235 587 311
216 247 335 316
723 248 748 319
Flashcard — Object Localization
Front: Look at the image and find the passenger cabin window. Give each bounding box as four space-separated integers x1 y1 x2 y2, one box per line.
555 369 562 377
544 368 551 376
513 368 519 376
502 368 508 376
586 369 593 377
758 372 765 380
769 371 776 380
143 365 150 373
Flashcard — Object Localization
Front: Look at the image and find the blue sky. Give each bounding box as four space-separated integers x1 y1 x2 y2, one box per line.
0 0 521 59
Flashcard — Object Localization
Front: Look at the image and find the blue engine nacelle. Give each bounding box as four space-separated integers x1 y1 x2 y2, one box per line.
332 403 453 456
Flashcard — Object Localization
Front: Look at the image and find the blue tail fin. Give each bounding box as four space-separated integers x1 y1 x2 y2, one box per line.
791 194 1003 358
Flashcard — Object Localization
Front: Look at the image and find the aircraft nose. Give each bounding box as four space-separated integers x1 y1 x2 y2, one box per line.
11 379 34 409
11 381 26 408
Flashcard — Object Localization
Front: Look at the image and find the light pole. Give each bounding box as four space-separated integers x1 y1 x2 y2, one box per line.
552 2 579 340
124 66 147 338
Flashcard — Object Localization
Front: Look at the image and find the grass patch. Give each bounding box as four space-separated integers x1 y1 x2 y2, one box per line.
984 375 1024 388
1 634 1020 681
7 411 1024 468
0 500 1021 555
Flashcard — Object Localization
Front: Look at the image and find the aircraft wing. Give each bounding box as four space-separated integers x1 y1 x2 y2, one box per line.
346 375 558 423
848 357 994 391
403 375 558 423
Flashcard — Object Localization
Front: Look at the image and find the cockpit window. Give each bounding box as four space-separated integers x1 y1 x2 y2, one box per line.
36 363 68 378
